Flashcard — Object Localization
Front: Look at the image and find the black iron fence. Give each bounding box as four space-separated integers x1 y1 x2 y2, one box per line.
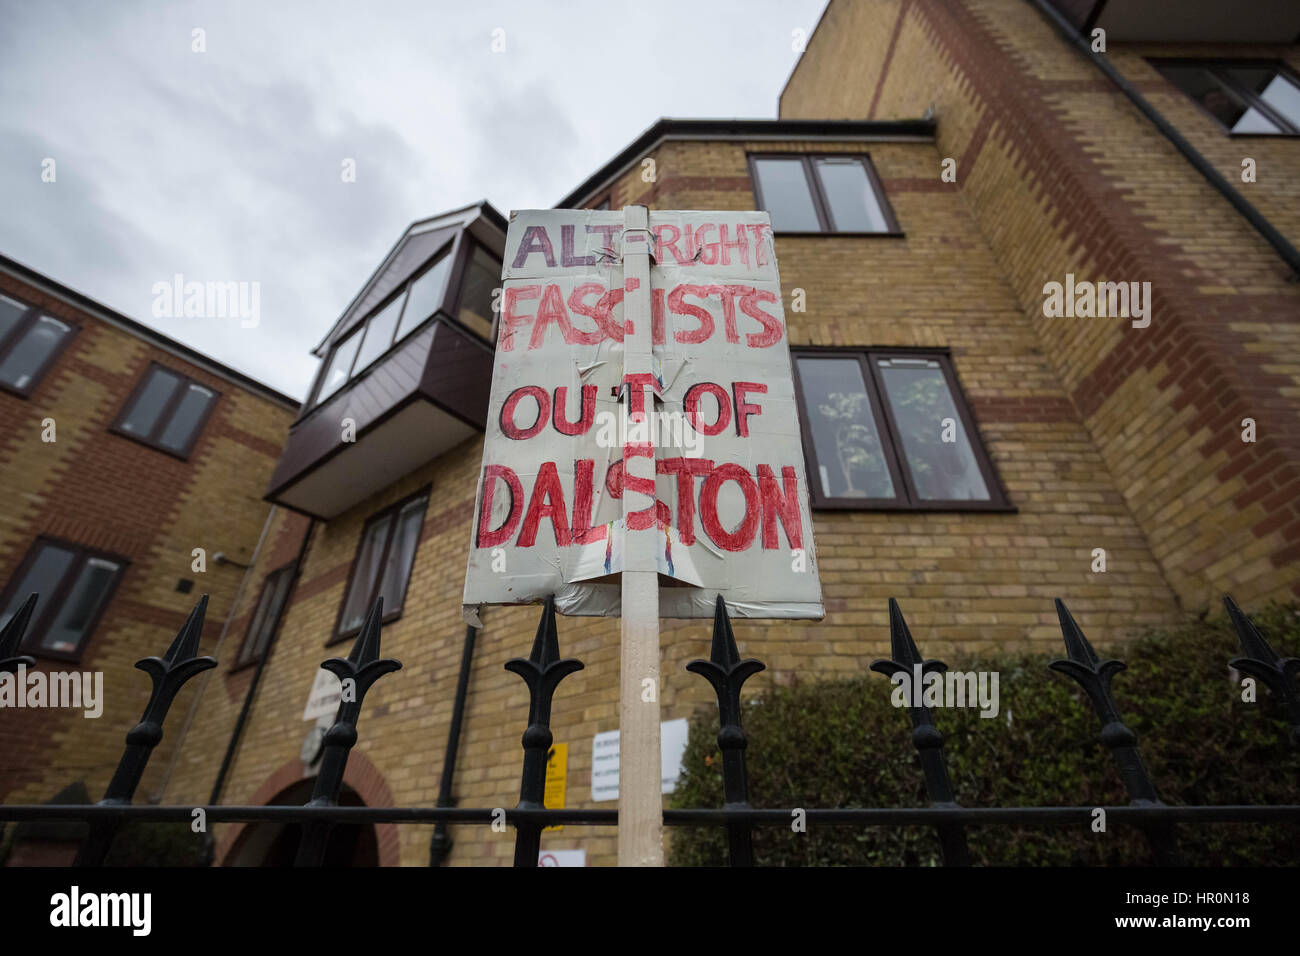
1 588 1297 867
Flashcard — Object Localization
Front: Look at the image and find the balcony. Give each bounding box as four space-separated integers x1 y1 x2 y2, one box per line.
266 202 505 519
1046 0 1300 43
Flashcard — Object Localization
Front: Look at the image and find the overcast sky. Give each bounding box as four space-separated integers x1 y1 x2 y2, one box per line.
0 0 827 400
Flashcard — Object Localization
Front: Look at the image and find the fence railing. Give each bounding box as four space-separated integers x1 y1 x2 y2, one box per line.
1 588 1297 867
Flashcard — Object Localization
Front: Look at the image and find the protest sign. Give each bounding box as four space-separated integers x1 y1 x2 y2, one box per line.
463 208 822 622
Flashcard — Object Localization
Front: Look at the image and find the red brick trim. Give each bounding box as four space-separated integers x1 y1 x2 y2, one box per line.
972 395 1077 423
870 0 912 120
882 177 958 193
216 749 400 866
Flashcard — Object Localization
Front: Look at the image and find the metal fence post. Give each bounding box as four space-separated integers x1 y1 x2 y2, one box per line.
871 598 972 866
0 592 37 676
1049 598 1183 865
75 596 218 866
505 596 583 867
294 596 401 866
1224 595 1300 747
686 595 765 866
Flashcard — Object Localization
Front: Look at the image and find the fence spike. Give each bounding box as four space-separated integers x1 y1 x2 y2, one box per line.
75 595 218 866
686 595 765 866
295 596 402 866
1224 595 1300 747
0 593 38 675
871 597 971 866
505 596 583 866
1048 597 1182 865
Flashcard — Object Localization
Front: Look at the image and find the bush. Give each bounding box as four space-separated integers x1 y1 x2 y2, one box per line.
668 604 1300 866
103 821 208 866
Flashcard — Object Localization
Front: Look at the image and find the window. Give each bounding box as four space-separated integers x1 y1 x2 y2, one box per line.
749 154 899 234
333 490 429 640
113 363 218 457
235 563 296 666
0 293 76 395
0 538 126 659
309 238 502 410
456 245 501 340
592 197 611 211
398 253 453 342
791 349 1008 510
1153 60 1300 134
352 291 406 376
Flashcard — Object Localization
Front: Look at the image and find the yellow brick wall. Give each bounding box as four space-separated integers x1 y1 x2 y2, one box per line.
0 272 295 809
163 129 1188 867
781 0 1300 610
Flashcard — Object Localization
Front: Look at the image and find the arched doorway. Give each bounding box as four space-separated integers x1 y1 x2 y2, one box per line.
224 779 379 867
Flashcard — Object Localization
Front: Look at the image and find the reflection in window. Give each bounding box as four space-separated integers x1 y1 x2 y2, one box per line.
0 539 124 657
397 253 453 342
796 357 895 500
237 563 296 665
752 158 823 232
0 294 75 393
751 154 896 233
0 294 24 341
793 350 1005 509
115 365 218 456
353 291 406 375
316 327 362 405
159 383 217 453
457 245 500 339
876 358 989 502
336 492 428 638
814 158 890 232
1155 61 1300 134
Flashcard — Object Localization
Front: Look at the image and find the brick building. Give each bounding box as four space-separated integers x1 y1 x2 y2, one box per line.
0 255 299 863
5 0 1299 867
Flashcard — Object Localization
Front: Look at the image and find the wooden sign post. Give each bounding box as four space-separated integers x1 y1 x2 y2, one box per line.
617 205 663 866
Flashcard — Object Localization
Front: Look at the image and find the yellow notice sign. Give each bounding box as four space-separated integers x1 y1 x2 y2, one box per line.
544 742 568 832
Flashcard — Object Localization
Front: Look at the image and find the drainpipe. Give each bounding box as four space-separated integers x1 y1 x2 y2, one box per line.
152 505 278 803
428 622 479 866
1026 0 1300 278
200 518 316 865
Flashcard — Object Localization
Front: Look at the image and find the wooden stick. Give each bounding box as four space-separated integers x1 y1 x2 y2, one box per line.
618 204 664 866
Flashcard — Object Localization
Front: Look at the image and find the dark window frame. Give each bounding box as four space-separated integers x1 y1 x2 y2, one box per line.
305 233 502 414
110 362 220 460
329 486 431 645
748 153 903 237
791 346 1012 512
232 561 297 669
0 294 80 398
1150 58 1300 136
0 535 129 662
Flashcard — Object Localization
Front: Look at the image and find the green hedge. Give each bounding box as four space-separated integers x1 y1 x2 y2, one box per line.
668 604 1300 866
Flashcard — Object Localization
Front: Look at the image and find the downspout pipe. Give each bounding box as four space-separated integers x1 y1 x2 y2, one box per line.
1027 0 1300 279
428 623 478 866
201 518 316 864
152 505 277 803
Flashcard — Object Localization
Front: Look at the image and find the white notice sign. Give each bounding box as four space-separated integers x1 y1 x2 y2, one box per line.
301 668 342 721
462 209 822 621
590 717 690 802
538 849 586 867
